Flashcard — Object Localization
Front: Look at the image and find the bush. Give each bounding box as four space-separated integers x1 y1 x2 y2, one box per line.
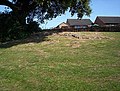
26 21 41 33
0 12 41 43
0 12 27 42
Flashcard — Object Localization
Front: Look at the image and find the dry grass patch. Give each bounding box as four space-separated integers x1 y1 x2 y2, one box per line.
0 32 120 91
58 32 111 40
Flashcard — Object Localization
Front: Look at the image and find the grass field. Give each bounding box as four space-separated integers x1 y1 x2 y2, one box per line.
0 32 120 91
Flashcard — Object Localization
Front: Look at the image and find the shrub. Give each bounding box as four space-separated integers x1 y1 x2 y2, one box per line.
26 21 41 34
0 12 41 43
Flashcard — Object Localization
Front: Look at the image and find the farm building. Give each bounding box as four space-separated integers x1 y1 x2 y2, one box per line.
67 19 93 29
56 22 70 29
56 19 93 29
94 16 120 27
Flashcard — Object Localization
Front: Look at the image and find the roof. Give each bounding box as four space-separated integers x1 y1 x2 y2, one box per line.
67 19 93 26
97 16 120 24
59 22 69 26
56 22 69 28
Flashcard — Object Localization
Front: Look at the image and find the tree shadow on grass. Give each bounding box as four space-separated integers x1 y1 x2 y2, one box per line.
0 31 60 48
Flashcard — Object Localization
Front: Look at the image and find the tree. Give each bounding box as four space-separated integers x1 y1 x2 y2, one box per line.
0 0 91 25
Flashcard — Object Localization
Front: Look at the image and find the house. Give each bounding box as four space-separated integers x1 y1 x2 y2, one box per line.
94 16 120 27
67 19 93 29
56 22 70 29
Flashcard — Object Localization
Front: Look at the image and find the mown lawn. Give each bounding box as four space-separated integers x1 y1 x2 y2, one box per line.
0 32 120 91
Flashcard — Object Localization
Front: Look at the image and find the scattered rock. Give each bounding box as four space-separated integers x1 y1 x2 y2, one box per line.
58 32 110 40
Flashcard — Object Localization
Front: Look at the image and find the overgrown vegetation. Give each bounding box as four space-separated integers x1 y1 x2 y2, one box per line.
0 32 120 91
0 12 41 42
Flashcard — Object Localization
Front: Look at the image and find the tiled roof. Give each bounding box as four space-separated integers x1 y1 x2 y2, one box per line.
67 19 93 26
97 16 120 24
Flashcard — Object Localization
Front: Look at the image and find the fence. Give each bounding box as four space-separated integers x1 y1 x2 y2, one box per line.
43 26 120 32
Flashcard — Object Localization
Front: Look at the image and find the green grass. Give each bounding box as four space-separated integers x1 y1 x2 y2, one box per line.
0 32 120 91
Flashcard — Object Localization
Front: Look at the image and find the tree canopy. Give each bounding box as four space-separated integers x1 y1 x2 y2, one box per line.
0 0 91 42
0 0 91 24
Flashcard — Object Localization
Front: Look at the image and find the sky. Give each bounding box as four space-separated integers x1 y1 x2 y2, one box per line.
0 0 120 29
